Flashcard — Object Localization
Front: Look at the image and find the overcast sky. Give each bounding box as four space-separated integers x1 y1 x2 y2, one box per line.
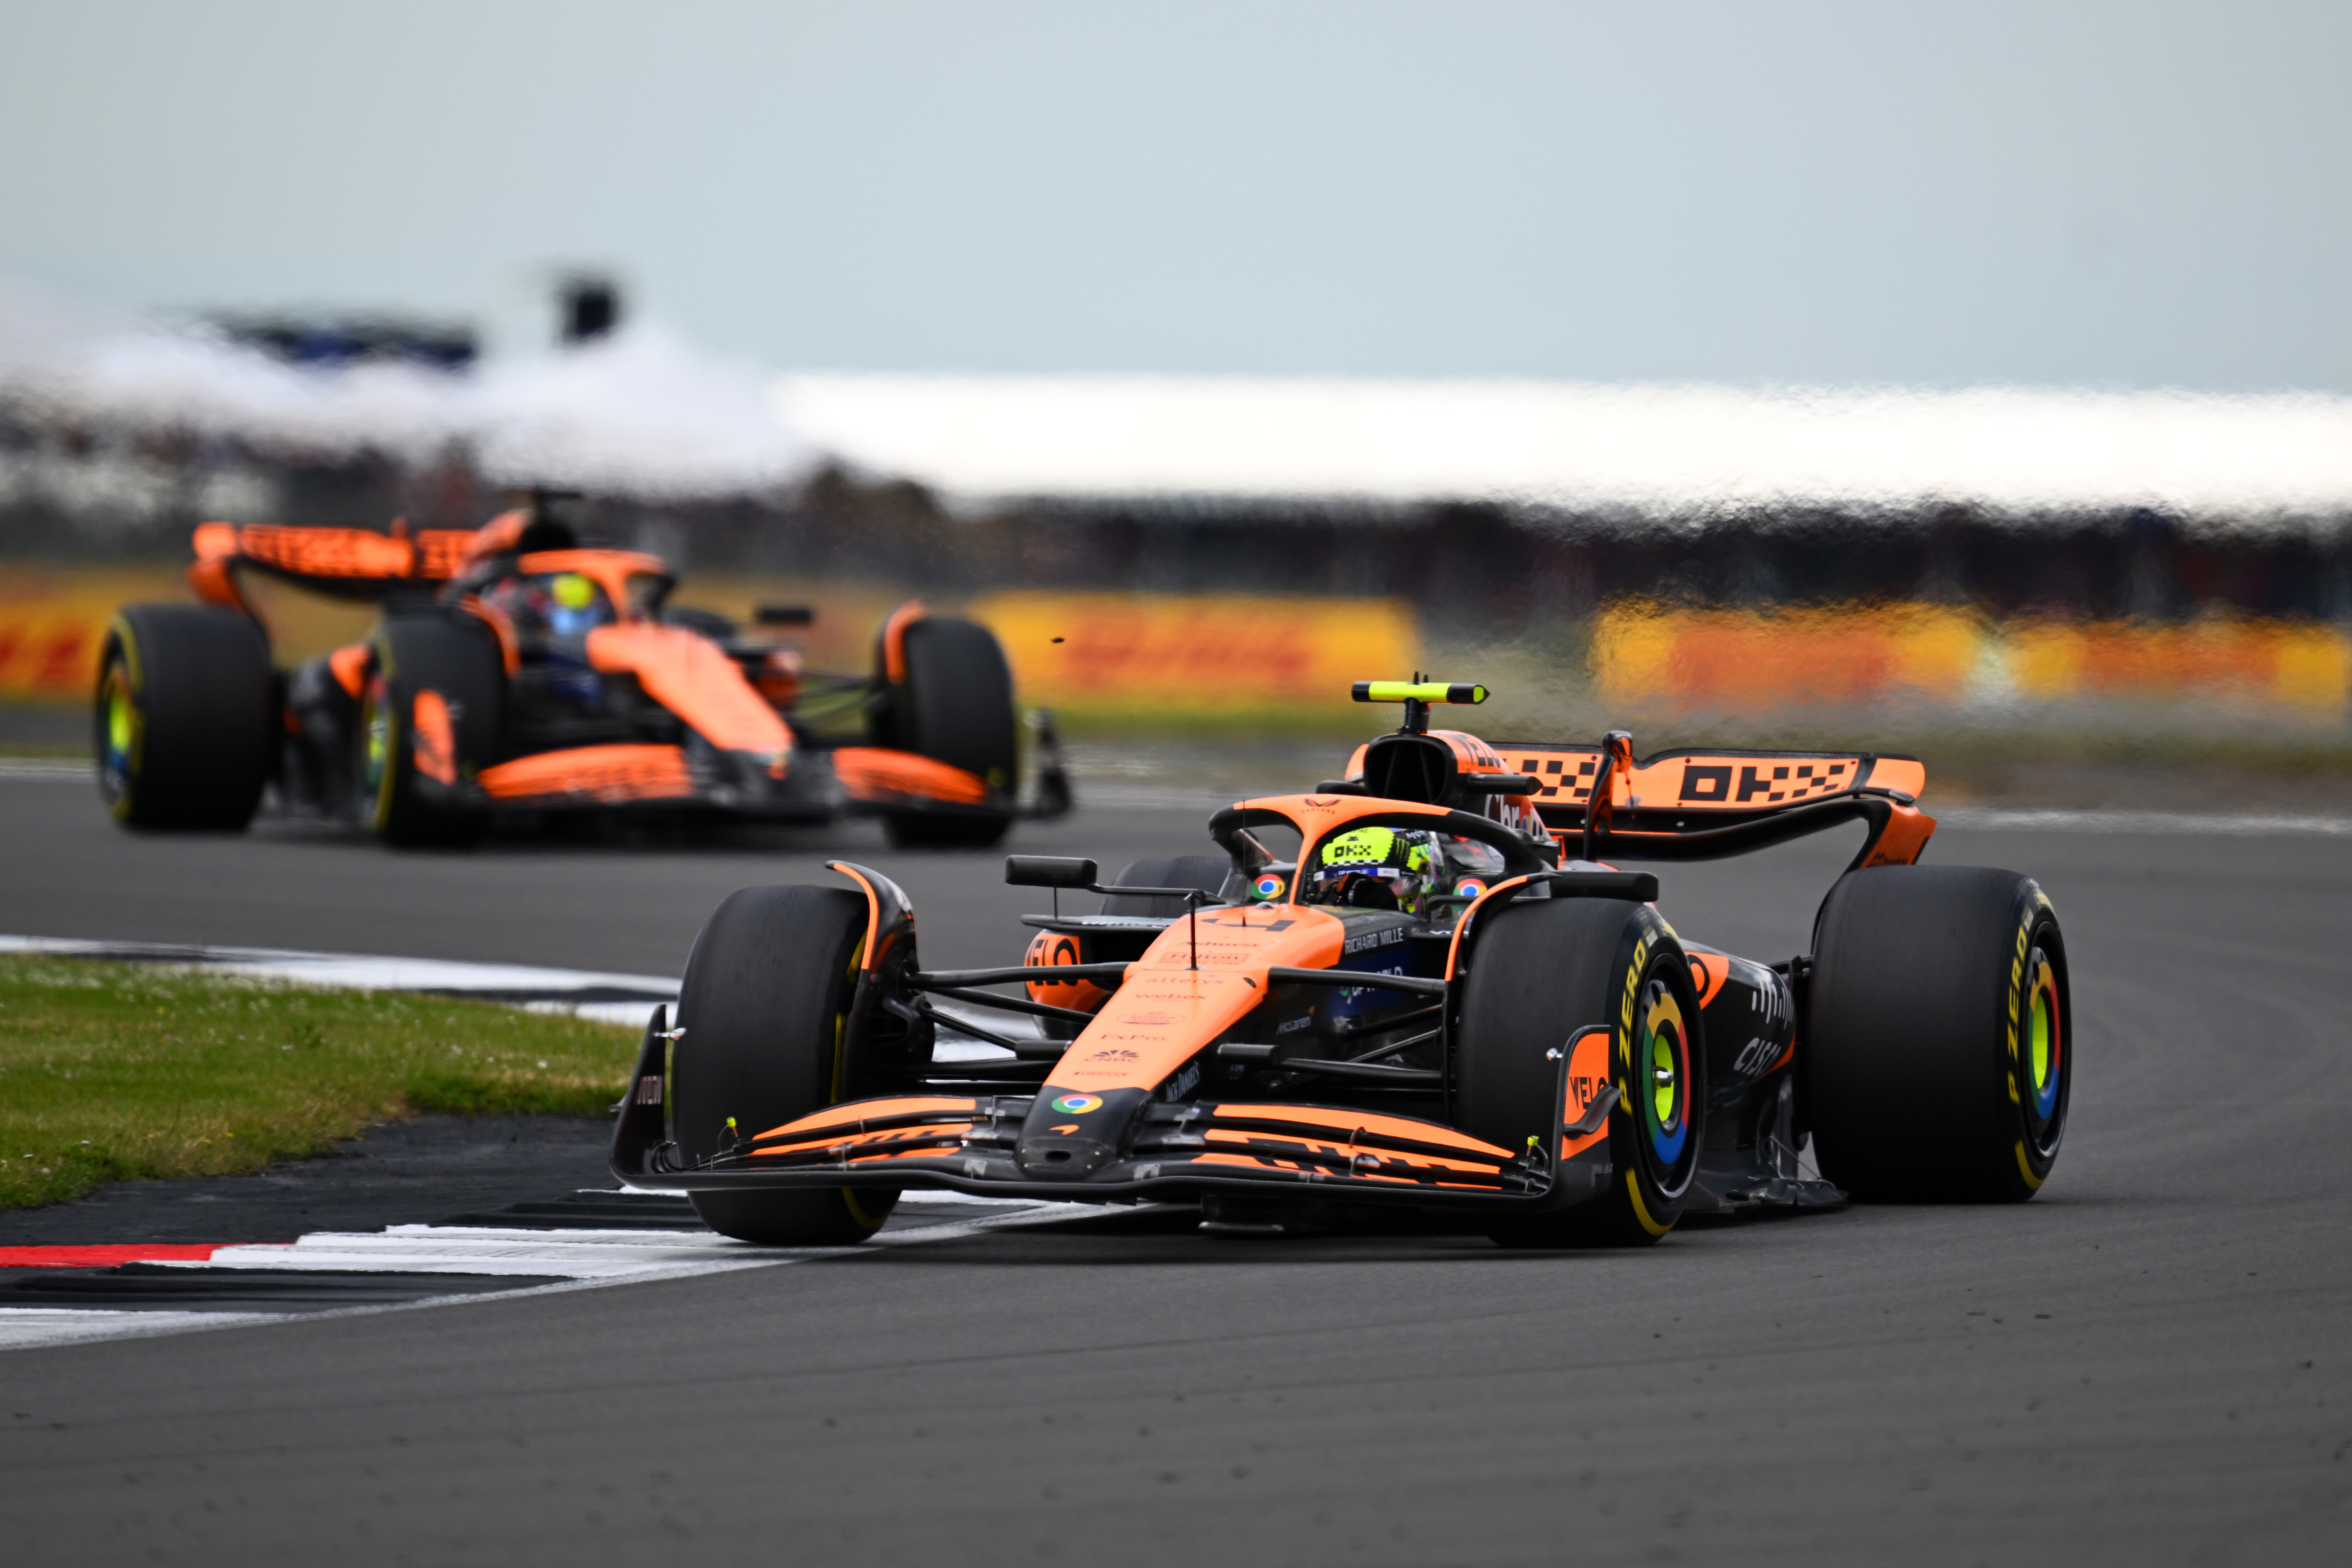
3 1 2346 389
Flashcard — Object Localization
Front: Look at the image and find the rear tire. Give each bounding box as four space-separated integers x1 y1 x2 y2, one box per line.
875 615 1018 849
1808 865 2071 1202
360 613 502 847
1454 896 1705 1248
672 885 899 1244
95 605 274 830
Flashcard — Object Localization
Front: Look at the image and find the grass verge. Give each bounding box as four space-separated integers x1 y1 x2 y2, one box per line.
0 955 638 1211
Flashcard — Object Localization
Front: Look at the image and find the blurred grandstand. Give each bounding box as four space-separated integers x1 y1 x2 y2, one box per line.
7 274 2352 753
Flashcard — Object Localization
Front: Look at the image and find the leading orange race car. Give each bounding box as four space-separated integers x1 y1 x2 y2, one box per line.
614 681 2071 1247
93 499 1068 846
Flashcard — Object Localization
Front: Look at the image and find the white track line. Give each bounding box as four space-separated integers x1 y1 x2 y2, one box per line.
0 1200 1098 1352
0 934 679 1026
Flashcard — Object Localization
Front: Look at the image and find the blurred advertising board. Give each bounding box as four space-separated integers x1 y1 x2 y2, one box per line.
0 568 187 700
968 591 1419 716
1593 599 2352 715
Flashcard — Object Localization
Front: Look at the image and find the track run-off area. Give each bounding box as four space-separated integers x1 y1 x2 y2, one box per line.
0 766 2346 1564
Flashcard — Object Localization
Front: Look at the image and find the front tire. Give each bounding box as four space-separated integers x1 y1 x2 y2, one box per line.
672 885 899 1244
95 605 274 830
360 613 502 847
1454 896 1705 1247
1808 866 2071 1202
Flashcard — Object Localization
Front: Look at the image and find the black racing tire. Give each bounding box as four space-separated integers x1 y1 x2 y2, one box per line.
672 885 899 1244
1454 895 1706 1248
359 613 503 847
95 604 274 831
874 615 1019 850
1100 855 1232 917
893 616 1020 790
1808 866 2071 1202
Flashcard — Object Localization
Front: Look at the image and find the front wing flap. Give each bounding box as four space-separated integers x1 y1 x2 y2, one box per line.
610 1017 1623 1212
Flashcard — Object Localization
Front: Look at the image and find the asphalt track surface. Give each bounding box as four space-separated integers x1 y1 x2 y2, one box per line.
1 771 2347 1564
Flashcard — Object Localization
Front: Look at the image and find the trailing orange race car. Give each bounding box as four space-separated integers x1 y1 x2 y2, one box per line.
613 680 2071 1246
94 501 1068 846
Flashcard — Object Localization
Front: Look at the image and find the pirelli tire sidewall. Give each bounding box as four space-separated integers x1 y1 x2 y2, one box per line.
1807 865 2072 1202
1599 904 1707 1233
671 885 900 1245
1456 895 1704 1244
95 604 274 831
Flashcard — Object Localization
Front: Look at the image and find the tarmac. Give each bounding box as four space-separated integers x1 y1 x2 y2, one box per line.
0 765 2346 1563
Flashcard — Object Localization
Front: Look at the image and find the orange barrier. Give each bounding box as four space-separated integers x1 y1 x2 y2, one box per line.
969 591 1418 710
1594 600 2352 714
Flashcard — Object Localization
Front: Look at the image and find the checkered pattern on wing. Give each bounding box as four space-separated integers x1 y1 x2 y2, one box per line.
1498 748 1603 801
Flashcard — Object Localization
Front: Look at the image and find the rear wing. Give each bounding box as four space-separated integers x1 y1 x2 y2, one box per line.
186 518 506 610
1493 738 1933 871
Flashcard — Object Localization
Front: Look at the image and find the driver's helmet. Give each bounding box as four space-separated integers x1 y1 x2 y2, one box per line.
484 570 613 639
541 571 613 636
1309 825 1443 914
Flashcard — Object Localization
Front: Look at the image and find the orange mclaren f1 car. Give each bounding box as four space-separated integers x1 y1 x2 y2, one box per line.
95 506 1067 846
613 681 2071 1246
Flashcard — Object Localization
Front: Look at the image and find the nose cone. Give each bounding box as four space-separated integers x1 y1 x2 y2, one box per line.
1015 1087 1146 1180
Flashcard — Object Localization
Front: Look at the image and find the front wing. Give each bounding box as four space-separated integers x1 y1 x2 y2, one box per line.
611 1015 1623 1212
409 742 1006 822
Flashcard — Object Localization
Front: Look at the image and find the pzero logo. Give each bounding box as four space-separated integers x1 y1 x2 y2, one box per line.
1050 1094 1103 1115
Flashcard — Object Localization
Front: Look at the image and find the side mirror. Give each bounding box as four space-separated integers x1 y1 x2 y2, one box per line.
1458 774 1542 796
756 603 815 626
1005 855 1098 889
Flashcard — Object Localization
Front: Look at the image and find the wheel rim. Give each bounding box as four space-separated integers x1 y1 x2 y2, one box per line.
2023 946 2064 1144
361 676 391 799
97 659 138 810
1636 977 1691 1168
